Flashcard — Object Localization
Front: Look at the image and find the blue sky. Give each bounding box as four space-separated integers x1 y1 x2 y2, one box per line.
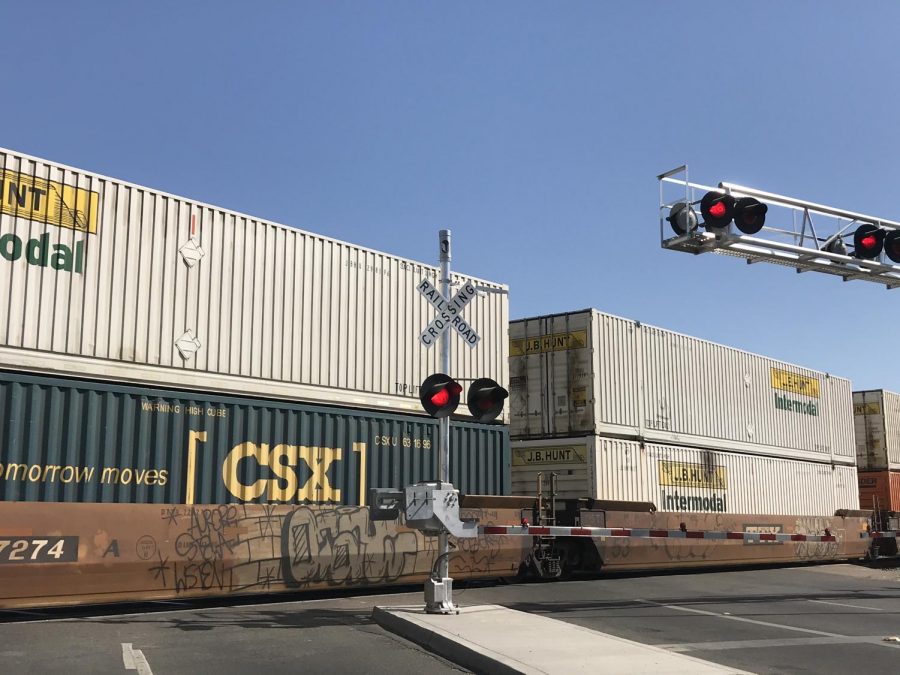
2 2 899 390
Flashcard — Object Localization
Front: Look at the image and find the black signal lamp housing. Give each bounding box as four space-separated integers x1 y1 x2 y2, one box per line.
700 191 735 230
733 197 768 235
419 373 463 418
853 224 885 259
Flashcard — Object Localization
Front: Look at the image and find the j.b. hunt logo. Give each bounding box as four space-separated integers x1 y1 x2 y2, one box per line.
658 460 728 512
0 169 99 233
770 368 820 417
0 168 100 275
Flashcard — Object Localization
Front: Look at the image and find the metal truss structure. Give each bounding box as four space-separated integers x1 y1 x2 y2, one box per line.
658 165 900 289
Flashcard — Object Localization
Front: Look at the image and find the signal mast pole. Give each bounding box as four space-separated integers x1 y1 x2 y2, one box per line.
369 230 505 615
437 229 453 601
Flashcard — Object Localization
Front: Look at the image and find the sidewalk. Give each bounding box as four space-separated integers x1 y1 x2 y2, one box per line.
374 604 754 675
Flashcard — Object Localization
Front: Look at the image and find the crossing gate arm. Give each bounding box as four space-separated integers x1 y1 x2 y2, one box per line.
480 525 838 543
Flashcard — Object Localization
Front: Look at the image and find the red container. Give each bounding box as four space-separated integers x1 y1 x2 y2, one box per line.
857 471 900 512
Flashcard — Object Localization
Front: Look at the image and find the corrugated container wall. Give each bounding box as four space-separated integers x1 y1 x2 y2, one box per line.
511 436 858 516
0 149 508 417
859 471 900 511
0 371 509 503
509 310 855 464
857 471 900 512
853 390 900 471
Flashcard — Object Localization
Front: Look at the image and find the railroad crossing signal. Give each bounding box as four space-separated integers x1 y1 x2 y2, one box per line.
417 278 480 348
658 165 900 289
419 374 508 422
698 191 769 234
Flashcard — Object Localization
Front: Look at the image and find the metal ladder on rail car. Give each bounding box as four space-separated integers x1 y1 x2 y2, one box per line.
530 472 562 578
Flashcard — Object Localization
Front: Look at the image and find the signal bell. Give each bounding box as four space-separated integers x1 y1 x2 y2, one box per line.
466 378 509 423
666 202 698 235
419 373 462 418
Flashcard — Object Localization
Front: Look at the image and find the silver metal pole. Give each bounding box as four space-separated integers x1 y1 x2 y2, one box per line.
438 229 452 584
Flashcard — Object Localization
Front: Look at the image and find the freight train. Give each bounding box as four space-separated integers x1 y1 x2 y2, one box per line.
0 147 893 610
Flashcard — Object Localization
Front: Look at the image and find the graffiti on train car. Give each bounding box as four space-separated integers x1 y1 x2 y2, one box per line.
0 505 517 604
133 504 517 596
281 507 421 588
455 510 505 575
794 515 840 559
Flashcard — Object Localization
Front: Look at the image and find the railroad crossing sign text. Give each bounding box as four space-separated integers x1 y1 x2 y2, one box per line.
417 278 481 348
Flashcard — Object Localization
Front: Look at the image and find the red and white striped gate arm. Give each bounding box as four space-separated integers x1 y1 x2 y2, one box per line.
862 531 900 539
480 525 837 543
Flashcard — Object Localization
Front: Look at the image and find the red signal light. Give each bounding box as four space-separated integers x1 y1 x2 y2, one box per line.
861 235 878 250
431 389 450 407
709 202 726 218
431 382 462 406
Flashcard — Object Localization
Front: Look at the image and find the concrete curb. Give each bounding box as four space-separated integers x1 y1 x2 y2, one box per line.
373 605 533 675
373 604 756 675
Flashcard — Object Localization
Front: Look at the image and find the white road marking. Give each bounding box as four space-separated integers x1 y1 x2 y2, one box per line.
636 599 843 637
808 599 885 611
638 599 900 651
659 636 898 652
122 643 154 675
121 643 135 669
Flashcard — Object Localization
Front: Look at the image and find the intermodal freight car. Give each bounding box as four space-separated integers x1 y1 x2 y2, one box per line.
0 147 880 610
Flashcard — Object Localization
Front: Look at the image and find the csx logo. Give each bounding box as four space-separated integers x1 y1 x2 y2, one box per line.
222 442 342 502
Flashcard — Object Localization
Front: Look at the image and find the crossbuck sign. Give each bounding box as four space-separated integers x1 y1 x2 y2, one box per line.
417 278 480 348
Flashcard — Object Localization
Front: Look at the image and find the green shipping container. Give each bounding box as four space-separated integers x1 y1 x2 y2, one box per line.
0 371 510 504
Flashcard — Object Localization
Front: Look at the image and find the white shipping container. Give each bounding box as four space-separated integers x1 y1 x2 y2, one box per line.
0 148 508 415
853 390 900 471
509 309 855 464
511 436 859 516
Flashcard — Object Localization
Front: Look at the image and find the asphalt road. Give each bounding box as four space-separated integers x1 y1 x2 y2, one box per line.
461 563 900 674
0 591 470 675
1 563 898 674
